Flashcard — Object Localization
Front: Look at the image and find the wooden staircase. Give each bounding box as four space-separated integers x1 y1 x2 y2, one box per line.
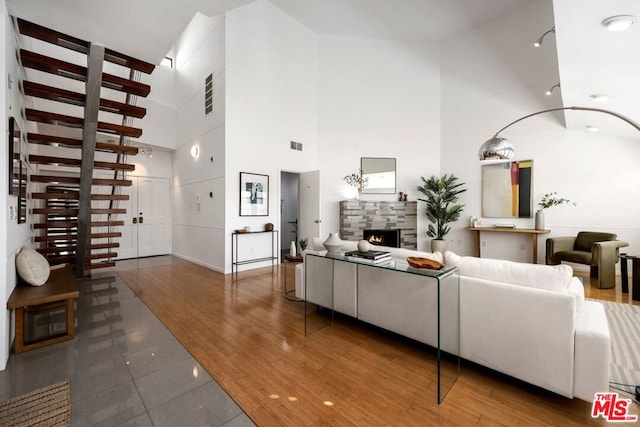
18 18 155 276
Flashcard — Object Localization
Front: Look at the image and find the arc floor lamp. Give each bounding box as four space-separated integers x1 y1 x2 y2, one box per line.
478 106 640 161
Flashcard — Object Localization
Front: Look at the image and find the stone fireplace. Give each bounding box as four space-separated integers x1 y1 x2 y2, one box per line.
339 200 417 249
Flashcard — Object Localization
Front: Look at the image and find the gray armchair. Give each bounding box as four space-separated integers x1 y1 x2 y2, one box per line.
546 231 628 289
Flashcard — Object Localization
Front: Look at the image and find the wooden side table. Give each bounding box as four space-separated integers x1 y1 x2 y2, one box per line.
7 265 79 353
619 254 640 301
283 254 303 301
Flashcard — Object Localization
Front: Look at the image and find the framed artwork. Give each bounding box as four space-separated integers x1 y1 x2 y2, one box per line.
240 172 269 216
482 160 533 218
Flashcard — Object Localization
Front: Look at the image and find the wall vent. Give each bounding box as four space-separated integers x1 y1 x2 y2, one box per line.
205 73 213 115
290 141 303 151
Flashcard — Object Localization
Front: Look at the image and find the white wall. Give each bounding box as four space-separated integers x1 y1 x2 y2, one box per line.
224 0 318 272
137 63 177 151
317 35 441 251
2 5 30 370
440 0 640 266
171 13 227 272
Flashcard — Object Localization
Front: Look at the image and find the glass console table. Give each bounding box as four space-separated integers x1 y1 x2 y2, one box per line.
303 252 459 403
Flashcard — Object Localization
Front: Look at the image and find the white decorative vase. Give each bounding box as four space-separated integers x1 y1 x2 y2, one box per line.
290 241 297 257
535 210 545 230
431 239 447 253
357 240 371 252
323 232 343 254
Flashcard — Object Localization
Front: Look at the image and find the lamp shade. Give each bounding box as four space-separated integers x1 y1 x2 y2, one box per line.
478 136 515 160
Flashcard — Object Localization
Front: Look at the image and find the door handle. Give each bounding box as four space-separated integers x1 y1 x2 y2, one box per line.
139 217 144 224
315 219 322 223
132 217 137 224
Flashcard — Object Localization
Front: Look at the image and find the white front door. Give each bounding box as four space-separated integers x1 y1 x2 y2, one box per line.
299 170 321 244
104 175 171 260
137 177 171 257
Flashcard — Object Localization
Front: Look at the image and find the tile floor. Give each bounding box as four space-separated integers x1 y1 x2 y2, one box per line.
0 256 255 427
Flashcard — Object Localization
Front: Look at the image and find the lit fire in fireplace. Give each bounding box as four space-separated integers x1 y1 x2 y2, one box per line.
368 235 385 244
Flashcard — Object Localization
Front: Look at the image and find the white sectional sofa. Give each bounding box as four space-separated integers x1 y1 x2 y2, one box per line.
294 238 611 402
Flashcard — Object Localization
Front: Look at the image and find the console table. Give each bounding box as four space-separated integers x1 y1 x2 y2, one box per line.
304 253 459 403
466 227 550 264
231 230 278 278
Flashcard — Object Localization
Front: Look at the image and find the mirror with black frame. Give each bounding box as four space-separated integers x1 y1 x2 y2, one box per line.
361 157 396 194
18 160 27 224
8 117 20 196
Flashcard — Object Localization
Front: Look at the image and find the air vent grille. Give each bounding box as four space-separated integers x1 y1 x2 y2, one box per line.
205 74 213 115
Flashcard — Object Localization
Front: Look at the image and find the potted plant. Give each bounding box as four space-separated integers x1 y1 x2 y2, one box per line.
343 169 369 199
535 192 575 230
417 174 466 252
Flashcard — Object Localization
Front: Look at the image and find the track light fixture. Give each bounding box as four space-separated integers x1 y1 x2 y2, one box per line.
545 83 560 96
533 27 555 47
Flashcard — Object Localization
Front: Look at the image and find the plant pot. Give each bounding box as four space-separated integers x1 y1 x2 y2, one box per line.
323 232 343 254
431 239 447 253
535 210 545 230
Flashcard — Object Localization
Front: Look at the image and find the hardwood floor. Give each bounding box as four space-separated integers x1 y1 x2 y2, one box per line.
116 259 637 426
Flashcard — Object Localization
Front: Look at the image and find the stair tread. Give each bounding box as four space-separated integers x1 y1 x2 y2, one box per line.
27 133 139 155
18 19 155 74
29 155 136 171
33 220 125 229
33 208 126 214
90 194 129 201
23 81 146 119
20 50 151 96
32 192 79 200
84 262 117 270
26 108 143 138
87 243 120 250
31 174 132 186
86 252 118 260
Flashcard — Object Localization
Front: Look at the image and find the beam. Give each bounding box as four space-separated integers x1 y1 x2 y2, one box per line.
76 43 104 278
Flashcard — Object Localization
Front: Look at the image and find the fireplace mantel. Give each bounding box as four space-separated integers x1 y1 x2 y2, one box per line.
339 200 417 249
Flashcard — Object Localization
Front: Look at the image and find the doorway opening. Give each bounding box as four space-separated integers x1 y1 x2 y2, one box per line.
280 171 300 259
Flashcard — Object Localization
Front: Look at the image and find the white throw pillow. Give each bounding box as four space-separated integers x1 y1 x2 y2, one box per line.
16 246 50 286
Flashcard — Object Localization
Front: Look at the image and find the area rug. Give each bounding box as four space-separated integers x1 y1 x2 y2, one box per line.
0 379 70 426
597 300 640 395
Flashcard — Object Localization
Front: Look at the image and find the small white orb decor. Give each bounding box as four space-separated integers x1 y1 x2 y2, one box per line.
357 240 371 252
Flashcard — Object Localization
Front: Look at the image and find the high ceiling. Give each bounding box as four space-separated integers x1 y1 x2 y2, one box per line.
6 0 640 140
268 0 532 41
554 0 640 140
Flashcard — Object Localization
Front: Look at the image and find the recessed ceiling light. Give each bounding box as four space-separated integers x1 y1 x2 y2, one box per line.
586 125 600 132
601 15 636 32
590 94 610 102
